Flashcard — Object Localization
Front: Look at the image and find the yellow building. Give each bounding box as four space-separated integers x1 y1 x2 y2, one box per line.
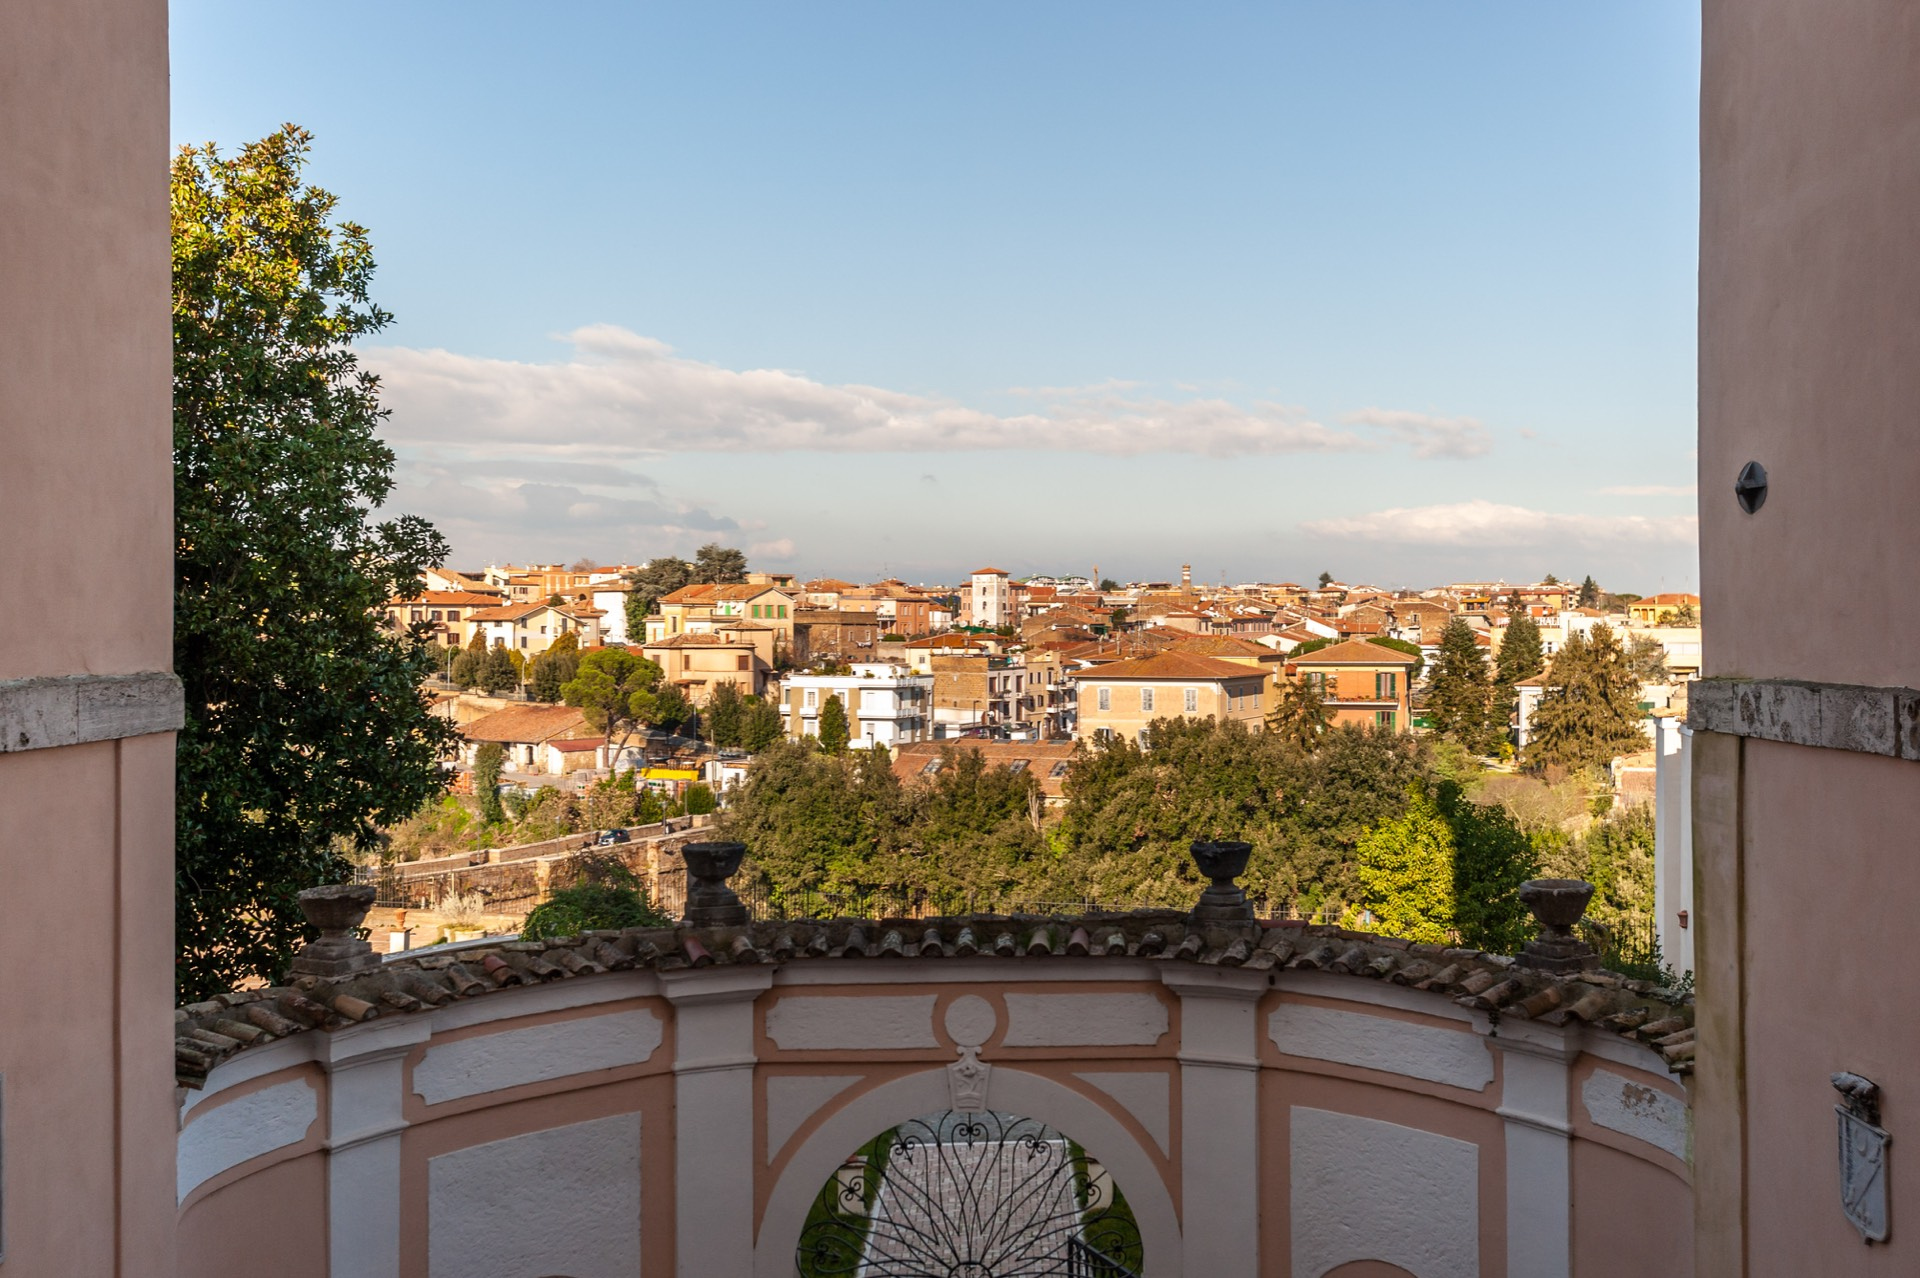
1284 638 1420 731
1070 652 1269 743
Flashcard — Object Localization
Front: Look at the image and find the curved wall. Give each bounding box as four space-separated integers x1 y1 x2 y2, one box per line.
176 938 1690 1278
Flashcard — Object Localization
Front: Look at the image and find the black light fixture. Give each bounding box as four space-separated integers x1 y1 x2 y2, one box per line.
1736 460 1768 514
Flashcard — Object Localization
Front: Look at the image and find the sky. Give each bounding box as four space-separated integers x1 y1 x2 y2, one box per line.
170 2 1701 591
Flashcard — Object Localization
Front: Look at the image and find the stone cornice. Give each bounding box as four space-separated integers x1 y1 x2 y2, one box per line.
1688 676 1920 759
0 671 184 752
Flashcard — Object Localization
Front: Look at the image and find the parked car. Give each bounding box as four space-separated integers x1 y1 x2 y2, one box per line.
583 828 630 848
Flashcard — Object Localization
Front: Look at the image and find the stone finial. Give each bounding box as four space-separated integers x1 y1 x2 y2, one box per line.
1515 878 1599 973
288 883 382 979
1188 840 1255 924
681 841 750 927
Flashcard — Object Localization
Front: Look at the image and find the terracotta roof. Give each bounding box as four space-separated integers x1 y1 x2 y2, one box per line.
459 705 592 744
969 566 1010 576
1169 635 1281 660
644 634 757 649
891 740 1079 798
1071 652 1266 682
465 603 547 622
1637 593 1700 607
1289 639 1421 666
659 583 790 605
392 591 509 608
175 910 1693 1088
547 737 606 753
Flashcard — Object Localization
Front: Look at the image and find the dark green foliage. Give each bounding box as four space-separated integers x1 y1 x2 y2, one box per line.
1577 575 1600 607
1436 783 1540 953
719 742 911 899
1318 571 1334 587
741 696 787 752
562 647 666 754
449 647 482 688
1669 601 1698 626
684 783 717 816
481 642 519 693
172 127 457 1000
649 684 695 734
528 633 581 703
624 556 693 636
1528 624 1649 770
472 743 505 825
1580 801 1656 936
706 681 746 749
1098 578 1119 592
1266 677 1331 749
1425 619 1496 753
1287 636 1335 658
877 746 1046 898
521 855 672 939
817 694 850 754
1496 615 1545 686
693 543 749 584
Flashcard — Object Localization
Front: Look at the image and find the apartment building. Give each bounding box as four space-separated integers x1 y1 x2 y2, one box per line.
467 601 604 655
384 590 512 649
928 653 1030 738
646 583 796 651
1283 638 1419 731
784 663 934 748
1069 652 1268 743
963 566 1015 628
641 632 772 704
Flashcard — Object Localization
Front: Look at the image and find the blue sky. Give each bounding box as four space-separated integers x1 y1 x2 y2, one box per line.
171 2 1700 591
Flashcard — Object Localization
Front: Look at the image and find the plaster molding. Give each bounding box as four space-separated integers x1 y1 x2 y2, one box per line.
413 1008 664 1104
660 964 775 1005
1159 965 1270 1001
0 671 184 752
1290 1106 1479 1278
764 994 939 1051
1269 1003 1495 1091
177 1078 318 1204
1002 992 1169 1048
1689 675 1920 759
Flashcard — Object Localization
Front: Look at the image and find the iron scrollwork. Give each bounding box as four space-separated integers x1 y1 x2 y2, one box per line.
796 1110 1143 1278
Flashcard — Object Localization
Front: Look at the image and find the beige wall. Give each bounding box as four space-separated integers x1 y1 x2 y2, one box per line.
0 2 176 1275
1074 675 1267 742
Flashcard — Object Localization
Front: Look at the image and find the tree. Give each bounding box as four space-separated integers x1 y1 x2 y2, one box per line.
1357 785 1455 944
1266 677 1331 750
741 696 787 751
528 632 582 702
1580 802 1657 939
481 642 519 694
706 681 746 749
1668 601 1699 626
1577 575 1600 608
683 783 718 816
1542 572 1560 585
817 693 851 754
449 646 483 688
1317 571 1334 588
693 542 749 584
1528 624 1649 770
1435 783 1540 953
172 126 457 1000
1496 614 1545 688
562 647 667 759
472 743 505 825
1623 633 1670 684
1098 577 1120 592
625 556 693 637
1425 620 1496 753
646 684 695 735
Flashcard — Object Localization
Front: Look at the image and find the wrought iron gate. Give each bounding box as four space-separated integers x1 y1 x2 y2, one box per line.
796 1110 1144 1278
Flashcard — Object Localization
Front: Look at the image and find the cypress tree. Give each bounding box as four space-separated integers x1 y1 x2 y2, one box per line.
1426 619 1495 753
817 693 850 754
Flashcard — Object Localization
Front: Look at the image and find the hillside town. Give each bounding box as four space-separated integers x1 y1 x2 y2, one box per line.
398 556 1700 784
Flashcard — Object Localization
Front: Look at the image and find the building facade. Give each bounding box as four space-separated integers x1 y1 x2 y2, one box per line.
1284 639 1420 731
783 663 934 748
1070 652 1269 742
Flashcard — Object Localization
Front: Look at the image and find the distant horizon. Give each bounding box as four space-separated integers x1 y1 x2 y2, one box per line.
173 3 1701 592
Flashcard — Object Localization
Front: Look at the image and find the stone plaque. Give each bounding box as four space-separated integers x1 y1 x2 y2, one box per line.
1837 1106 1891 1243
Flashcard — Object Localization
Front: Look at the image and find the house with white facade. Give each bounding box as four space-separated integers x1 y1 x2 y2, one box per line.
783 663 934 749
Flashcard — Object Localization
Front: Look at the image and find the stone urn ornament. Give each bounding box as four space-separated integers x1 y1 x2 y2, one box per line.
1515 878 1599 972
1188 840 1256 923
681 841 750 927
288 883 382 979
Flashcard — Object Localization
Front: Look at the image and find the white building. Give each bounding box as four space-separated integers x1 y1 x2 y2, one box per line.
1651 713 1695 975
783 663 934 749
965 566 1014 629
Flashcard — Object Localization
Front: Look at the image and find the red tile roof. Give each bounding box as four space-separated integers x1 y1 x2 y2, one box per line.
1071 652 1267 682
1288 639 1421 667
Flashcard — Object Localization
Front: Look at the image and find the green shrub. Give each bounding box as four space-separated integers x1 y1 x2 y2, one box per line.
521 856 672 939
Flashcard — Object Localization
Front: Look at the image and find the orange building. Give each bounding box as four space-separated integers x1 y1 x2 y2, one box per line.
1284 639 1420 731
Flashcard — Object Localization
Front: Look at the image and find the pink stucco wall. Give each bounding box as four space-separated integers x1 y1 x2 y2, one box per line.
1700 1 1920 688
0 3 175 1275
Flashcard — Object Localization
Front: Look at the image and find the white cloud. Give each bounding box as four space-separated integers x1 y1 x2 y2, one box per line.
1340 408 1493 459
749 537 797 561
1301 499 1697 547
1599 484 1697 497
366 326 1464 460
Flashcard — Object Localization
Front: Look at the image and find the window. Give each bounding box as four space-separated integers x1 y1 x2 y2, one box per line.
778 605 788 618
1306 672 1328 695
1140 687 1155 713
1375 671 1398 698
1097 687 1111 712
1184 688 1199 713
1375 710 1396 730
751 604 761 618
737 656 749 671
805 689 818 709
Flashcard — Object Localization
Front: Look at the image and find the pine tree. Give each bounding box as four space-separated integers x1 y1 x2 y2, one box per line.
1493 613 1545 746
1528 624 1648 770
817 693 850 754
1425 619 1495 753
1577 575 1600 608
1266 676 1331 750
741 696 786 751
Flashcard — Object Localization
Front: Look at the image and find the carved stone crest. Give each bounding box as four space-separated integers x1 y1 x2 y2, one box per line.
948 1046 992 1113
1834 1071 1890 1243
